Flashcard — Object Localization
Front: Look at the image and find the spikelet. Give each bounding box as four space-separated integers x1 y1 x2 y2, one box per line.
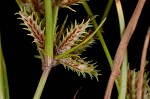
56 19 91 54
59 55 100 80
126 70 150 98
18 11 45 51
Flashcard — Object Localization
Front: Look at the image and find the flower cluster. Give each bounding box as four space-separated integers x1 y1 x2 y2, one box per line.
17 0 100 80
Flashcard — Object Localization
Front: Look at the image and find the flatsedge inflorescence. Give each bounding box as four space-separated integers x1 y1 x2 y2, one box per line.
16 0 100 80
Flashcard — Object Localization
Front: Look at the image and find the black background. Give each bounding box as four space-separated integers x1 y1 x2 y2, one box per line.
0 0 150 99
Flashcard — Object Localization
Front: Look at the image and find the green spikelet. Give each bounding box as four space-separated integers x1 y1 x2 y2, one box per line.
59 55 100 80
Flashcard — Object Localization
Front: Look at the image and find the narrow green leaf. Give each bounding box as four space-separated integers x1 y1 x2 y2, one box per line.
115 1 127 99
57 15 68 44
53 6 59 36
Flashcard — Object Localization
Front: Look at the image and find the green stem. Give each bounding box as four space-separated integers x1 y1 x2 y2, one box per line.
44 0 53 60
33 0 55 98
82 0 113 67
0 35 10 99
100 0 114 23
82 0 121 91
33 69 51 99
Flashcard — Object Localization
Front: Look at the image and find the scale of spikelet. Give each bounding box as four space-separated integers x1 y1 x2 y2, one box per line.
17 10 45 53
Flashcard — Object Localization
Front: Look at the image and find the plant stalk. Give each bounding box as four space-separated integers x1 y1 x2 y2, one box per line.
0 34 10 99
44 0 53 64
82 0 113 68
33 0 55 98
82 0 121 91
137 27 150 99
33 69 51 99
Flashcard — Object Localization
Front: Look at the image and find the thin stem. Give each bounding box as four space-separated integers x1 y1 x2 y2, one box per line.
100 0 114 23
104 0 146 98
44 0 53 60
82 0 120 91
73 87 82 99
33 0 55 98
137 27 150 99
33 69 51 99
0 35 10 99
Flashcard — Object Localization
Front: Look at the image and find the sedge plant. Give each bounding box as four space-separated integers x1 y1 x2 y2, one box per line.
0 0 149 99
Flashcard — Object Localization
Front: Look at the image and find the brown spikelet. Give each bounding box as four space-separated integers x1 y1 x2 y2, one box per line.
56 19 91 54
18 11 45 51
